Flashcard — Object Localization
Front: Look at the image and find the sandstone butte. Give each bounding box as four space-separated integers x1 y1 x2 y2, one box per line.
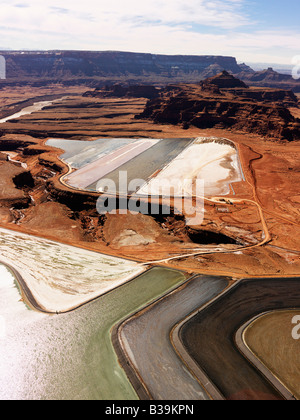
137 71 300 142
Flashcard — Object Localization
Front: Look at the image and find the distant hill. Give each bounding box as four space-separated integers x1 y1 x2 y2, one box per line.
137 72 300 141
0 50 242 81
202 70 249 89
247 62 294 75
238 67 300 91
0 50 299 91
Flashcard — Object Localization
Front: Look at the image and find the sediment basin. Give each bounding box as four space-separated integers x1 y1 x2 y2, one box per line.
115 275 229 400
0 266 187 400
89 138 192 193
0 227 144 313
47 136 243 197
137 137 243 197
64 139 160 190
47 138 135 170
242 310 300 400
175 277 300 400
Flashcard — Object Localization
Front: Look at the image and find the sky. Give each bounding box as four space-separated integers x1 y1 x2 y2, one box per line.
0 0 299 65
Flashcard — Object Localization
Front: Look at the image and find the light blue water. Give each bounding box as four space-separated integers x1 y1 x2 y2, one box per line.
46 138 136 169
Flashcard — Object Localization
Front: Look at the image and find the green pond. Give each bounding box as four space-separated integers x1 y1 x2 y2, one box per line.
0 265 187 400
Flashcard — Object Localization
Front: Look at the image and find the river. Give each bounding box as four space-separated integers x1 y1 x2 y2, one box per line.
0 101 53 124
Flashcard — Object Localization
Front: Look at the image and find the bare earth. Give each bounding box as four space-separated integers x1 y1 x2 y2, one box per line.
0 86 299 279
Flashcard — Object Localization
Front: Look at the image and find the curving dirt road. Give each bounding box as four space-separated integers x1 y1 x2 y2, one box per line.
143 195 271 265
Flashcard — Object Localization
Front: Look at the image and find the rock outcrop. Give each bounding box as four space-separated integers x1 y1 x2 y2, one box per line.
83 84 160 99
1 51 300 91
1 51 243 80
239 67 300 92
137 73 300 141
201 71 249 89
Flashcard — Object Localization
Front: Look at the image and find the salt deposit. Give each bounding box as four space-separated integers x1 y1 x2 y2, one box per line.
137 138 243 197
0 228 144 313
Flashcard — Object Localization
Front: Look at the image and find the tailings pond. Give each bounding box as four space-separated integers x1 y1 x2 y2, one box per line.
47 137 243 196
0 228 144 313
0 253 187 400
116 275 229 400
175 277 300 400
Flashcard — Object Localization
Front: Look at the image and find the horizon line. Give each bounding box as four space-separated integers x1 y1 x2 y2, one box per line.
0 49 292 67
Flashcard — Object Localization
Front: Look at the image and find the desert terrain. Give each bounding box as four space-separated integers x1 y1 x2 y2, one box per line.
0 77 299 278
0 67 299 401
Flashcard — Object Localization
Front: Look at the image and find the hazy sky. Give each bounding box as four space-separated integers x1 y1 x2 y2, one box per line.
0 0 299 64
